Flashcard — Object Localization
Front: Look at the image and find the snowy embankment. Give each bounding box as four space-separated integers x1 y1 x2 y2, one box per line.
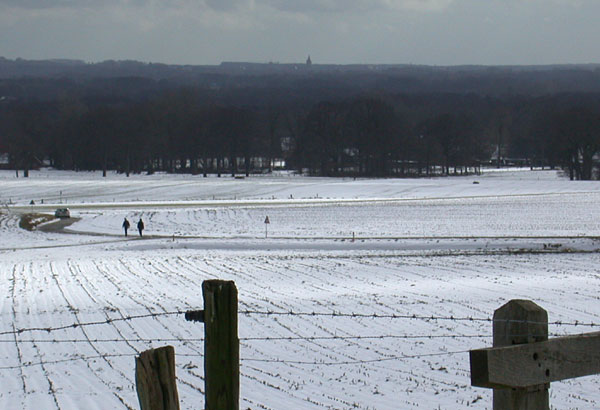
1 168 600 409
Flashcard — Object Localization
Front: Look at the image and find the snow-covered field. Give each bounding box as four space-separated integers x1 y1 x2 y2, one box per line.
1 168 600 409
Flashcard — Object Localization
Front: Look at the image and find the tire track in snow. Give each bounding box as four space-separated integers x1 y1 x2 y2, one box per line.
352 257 500 329
90 259 207 397
93 261 210 397
9 265 29 403
48 262 136 410
65 260 146 354
111 258 212 400
199 257 283 310
136 258 197 295
13 262 61 410
91 259 188 321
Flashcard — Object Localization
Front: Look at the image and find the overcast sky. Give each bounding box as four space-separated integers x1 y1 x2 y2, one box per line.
0 0 598 66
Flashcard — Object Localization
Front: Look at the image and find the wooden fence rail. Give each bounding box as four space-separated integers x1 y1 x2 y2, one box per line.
470 299 600 410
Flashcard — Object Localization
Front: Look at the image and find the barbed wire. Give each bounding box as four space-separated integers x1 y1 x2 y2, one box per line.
0 334 485 344
0 353 140 370
242 334 490 341
240 332 579 341
0 328 595 371
239 310 600 327
0 349 469 371
0 337 204 344
1 308 597 339
0 311 184 336
240 349 471 366
0 331 582 345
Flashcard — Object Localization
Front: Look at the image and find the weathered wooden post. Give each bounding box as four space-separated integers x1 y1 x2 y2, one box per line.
203 280 239 410
470 299 548 410
492 300 549 409
472 300 600 409
135 345 180 410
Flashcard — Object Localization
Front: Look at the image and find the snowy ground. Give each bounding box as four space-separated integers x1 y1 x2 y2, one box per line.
1 168 600 409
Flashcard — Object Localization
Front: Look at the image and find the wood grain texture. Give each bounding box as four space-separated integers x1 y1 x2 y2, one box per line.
472 331 600 388
135 346 180 410
203 280 239 410
493 300 548 409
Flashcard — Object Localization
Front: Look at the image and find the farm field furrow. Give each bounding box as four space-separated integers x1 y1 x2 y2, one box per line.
1 251 599 409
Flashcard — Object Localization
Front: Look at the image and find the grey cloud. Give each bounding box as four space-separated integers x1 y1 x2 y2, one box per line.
0 0 595 13
2 0 600 65
0 0 155 9
0 0 93 8
204 0 245 11
265 0 365 13
211 0 451 13
0 0 444 12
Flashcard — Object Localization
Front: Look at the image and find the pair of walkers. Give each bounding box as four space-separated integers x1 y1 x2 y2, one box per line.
122 217 144 237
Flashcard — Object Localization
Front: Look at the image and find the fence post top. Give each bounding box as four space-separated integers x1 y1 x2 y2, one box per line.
202 280 237 290
493 299 548 347
494 299 547 317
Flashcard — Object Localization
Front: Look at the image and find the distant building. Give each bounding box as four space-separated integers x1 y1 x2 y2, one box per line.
306 55 312 66
0 146 9 168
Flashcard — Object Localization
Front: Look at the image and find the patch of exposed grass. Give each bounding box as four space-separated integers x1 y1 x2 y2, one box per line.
19 213 55 231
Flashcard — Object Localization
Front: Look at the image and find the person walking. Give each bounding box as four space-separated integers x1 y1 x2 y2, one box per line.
137 218 144 237
122 217 130 237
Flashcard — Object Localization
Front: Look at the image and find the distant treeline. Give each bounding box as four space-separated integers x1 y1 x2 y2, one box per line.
2 63 600 179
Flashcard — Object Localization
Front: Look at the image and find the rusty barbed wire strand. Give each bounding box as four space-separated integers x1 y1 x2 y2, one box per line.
0 331 581 345
239 349 472 366
0 349 470 371
0 311 184 336
0 308 596 338
239 310 598 327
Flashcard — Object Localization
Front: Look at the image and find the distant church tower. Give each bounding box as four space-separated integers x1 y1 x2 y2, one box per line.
306 55 312 66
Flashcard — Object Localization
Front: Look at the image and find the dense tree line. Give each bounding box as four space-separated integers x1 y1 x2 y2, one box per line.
2 76 600 179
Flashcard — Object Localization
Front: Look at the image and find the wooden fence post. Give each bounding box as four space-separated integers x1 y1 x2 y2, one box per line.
493 300 549 410
203 280 239 410
472 301 600 408
135 345 180 410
